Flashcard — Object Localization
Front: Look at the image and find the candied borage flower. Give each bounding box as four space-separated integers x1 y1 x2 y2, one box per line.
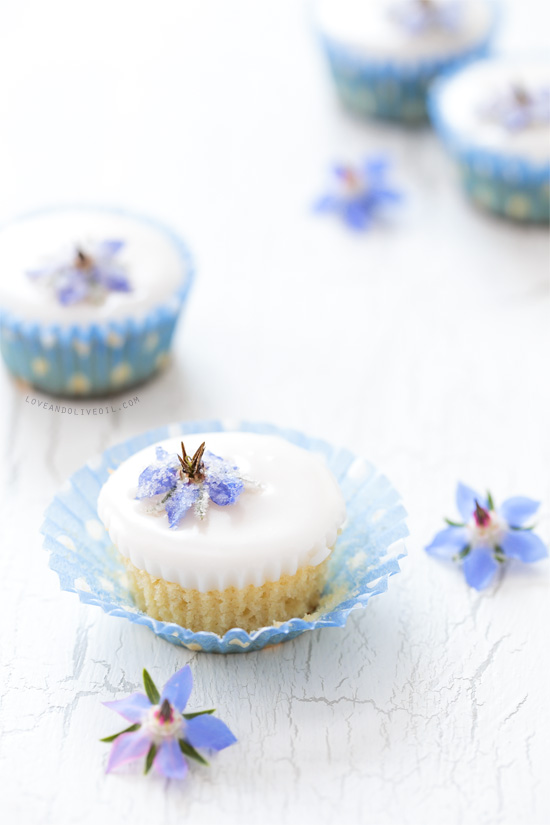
481 83 550 132
136 441 258 527
102 666 237 779
389 0 463 34
314 156 402 232
426 482 548 590
27 239 131 306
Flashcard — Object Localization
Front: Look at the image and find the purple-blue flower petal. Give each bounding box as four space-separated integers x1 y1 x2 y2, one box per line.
313 194 340 213
425 526 468 559
344 201 370 230
57 272 89 306
96 239 125 257
376 187 403 203
165 482 199 528
456 482 486 522
203 452 245 506
106 729 152 772
362 155 389 179
160 665 193 713
136 447 180 499
392 1 462 34
185 715 237 751
154 739 188 780
103 692 151 723
499 497 540 528
97 266 132 292
205 473 244 506
500 530 548 563
462 547 499 590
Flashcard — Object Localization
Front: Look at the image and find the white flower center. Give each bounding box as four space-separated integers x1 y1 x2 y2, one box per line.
142 704 185 742
466 510 507 550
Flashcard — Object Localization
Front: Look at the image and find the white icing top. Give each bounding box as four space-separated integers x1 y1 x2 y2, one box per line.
436 58 550 162
316 0 494 62
0 209 190 327
97 432 347 593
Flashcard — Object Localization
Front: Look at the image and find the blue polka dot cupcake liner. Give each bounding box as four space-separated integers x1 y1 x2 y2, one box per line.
0 208 195 397
41 420 408 654
320 33 495 124
429 74 550 223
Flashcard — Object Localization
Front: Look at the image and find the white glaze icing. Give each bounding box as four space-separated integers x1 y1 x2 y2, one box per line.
437 58 550 162
0 209 189 327
316 0 494 61
97 432 347 592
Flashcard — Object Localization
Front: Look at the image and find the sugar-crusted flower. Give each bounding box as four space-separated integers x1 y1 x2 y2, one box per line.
426 482 548 590
27 239 131 306
481 83 550 132
102 666 237 779
136 441 258 526
315 156 402 232
389 0 463 34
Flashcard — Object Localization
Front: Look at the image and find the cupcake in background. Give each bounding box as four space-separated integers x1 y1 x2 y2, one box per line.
429 56 550 221
0 207 194 396
316 0 497 123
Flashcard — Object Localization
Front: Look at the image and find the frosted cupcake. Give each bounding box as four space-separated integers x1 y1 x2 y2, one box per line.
429 57 550 221
97 431 346 635
0 207 193 396
316 0 497 123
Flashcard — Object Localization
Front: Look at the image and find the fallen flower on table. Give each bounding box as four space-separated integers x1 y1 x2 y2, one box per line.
102 665 237 779
425 482 548 590
314 156 402 231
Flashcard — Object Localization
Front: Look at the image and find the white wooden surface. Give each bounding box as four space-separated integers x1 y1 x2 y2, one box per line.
0 2 548 824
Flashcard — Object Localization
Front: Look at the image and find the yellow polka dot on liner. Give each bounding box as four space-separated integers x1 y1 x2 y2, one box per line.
505 195 531 220
110 362 132 386
67 373 91 394
143 332 159 352
32 357 50 376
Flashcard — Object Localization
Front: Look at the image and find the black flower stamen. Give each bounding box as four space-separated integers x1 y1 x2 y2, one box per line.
512 83 531 107
158 698 172 723
177 441 206 484
474 500 490 527
75 248 93 270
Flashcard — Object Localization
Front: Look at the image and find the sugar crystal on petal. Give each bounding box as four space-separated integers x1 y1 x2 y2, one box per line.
136 446 180 499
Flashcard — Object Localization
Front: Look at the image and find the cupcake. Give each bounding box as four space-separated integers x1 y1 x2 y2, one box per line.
97 431 346 635
429 57 550 221
316 0 497 123
0 207 194 396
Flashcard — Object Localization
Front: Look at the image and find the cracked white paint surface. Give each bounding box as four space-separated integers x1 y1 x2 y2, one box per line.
0 1 548 824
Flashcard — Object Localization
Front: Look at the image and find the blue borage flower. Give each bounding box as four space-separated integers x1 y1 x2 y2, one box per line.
481 83 550 132
27 239 131 306
389 0 463 34
315 156 402 231
136 441 253 527
426 482 548 590
102 666 236 779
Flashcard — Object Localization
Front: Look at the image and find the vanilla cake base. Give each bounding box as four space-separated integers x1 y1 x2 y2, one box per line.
122 554 329 635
